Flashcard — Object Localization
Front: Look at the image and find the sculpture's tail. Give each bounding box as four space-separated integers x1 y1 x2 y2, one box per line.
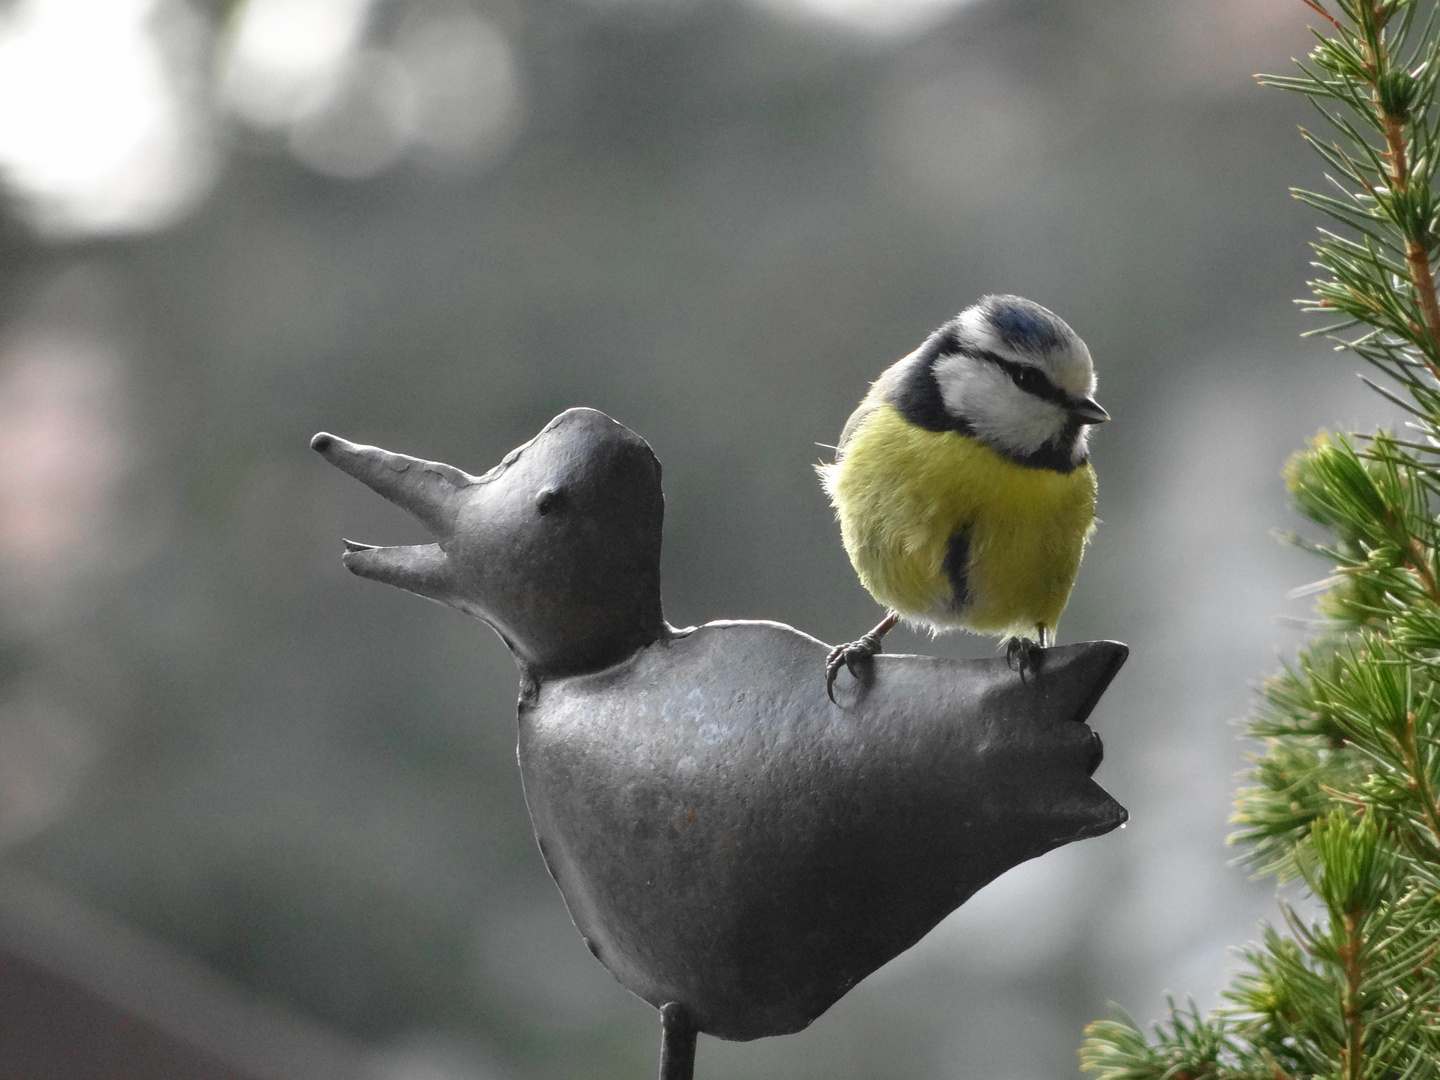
1019 639 1130 835
1036 639 1128 777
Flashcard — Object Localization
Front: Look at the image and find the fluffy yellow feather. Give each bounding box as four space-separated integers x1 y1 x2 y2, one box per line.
818 295 1107 697
818 402 1096 639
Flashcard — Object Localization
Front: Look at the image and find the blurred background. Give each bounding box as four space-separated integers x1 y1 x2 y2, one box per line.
0 0 1409 1077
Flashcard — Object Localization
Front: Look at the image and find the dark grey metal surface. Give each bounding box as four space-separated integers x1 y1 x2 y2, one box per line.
312 407 1127 1046
524 623 1123 1040
659 1003 697 1080
312 408 665 679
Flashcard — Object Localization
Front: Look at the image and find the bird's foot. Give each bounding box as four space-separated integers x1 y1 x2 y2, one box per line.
825 632 886 702
1005 636 1045 676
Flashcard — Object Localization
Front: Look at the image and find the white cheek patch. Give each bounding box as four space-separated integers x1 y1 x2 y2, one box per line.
933 353 992 414
934 354 1068 456
973 386 1068 457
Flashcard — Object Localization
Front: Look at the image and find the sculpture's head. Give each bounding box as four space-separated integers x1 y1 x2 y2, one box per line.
312 408 665 678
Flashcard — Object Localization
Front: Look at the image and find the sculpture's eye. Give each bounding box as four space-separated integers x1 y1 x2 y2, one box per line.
535 487 562 515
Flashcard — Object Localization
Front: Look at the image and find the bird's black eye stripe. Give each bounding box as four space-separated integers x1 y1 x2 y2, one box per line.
895 336 1087 473
960 347 1072 407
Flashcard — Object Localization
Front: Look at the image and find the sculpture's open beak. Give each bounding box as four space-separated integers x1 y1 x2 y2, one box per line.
311 432 474 612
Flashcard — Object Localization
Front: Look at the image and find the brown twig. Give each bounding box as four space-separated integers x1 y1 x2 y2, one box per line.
1362 10 1440 372
1400 709 1440 851
1403 534 1440 608
1303 0 1345 32
1381 114 1440 344
1338 911 1367 1080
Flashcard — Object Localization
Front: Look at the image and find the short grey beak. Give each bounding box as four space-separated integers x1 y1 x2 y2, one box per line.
1070 397 1109 425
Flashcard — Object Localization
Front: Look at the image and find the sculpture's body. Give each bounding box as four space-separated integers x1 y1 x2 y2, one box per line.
525 621 1122 1040
313 407 1127 1073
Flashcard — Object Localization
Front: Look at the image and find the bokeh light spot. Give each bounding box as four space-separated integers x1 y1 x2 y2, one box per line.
746 0 980 39
220 0 376 130
222 0 522 180
397 9 522 173
0 0 216 238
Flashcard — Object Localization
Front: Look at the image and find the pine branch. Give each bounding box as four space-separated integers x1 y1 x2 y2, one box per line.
1082 3 1440 1077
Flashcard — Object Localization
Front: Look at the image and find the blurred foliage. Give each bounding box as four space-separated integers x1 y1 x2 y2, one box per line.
203 0 246 24
1081 2 1440 1077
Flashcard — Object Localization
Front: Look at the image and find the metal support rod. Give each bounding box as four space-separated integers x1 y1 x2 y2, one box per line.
658 1002 697 1080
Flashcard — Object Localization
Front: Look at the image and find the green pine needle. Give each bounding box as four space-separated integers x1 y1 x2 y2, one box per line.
1081 3 1440 1077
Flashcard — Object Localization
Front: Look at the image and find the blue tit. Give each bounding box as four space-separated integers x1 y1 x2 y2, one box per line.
817 294 1108 700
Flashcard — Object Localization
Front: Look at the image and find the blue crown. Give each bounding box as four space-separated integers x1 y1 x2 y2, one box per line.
986 297 1064 351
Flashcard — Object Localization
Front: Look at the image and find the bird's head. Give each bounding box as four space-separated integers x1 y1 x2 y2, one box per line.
902 295 1107 471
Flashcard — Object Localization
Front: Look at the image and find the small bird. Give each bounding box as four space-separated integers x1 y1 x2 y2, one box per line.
818 294 1108 700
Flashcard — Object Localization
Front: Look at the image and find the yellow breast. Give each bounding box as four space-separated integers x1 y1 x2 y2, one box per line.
818 403 1097 638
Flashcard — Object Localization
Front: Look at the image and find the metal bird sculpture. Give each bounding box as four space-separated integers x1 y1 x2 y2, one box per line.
312 408 1127 1079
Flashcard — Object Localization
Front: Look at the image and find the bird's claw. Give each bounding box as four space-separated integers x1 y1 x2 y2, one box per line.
826 632 884 703
1005 636 1045 676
